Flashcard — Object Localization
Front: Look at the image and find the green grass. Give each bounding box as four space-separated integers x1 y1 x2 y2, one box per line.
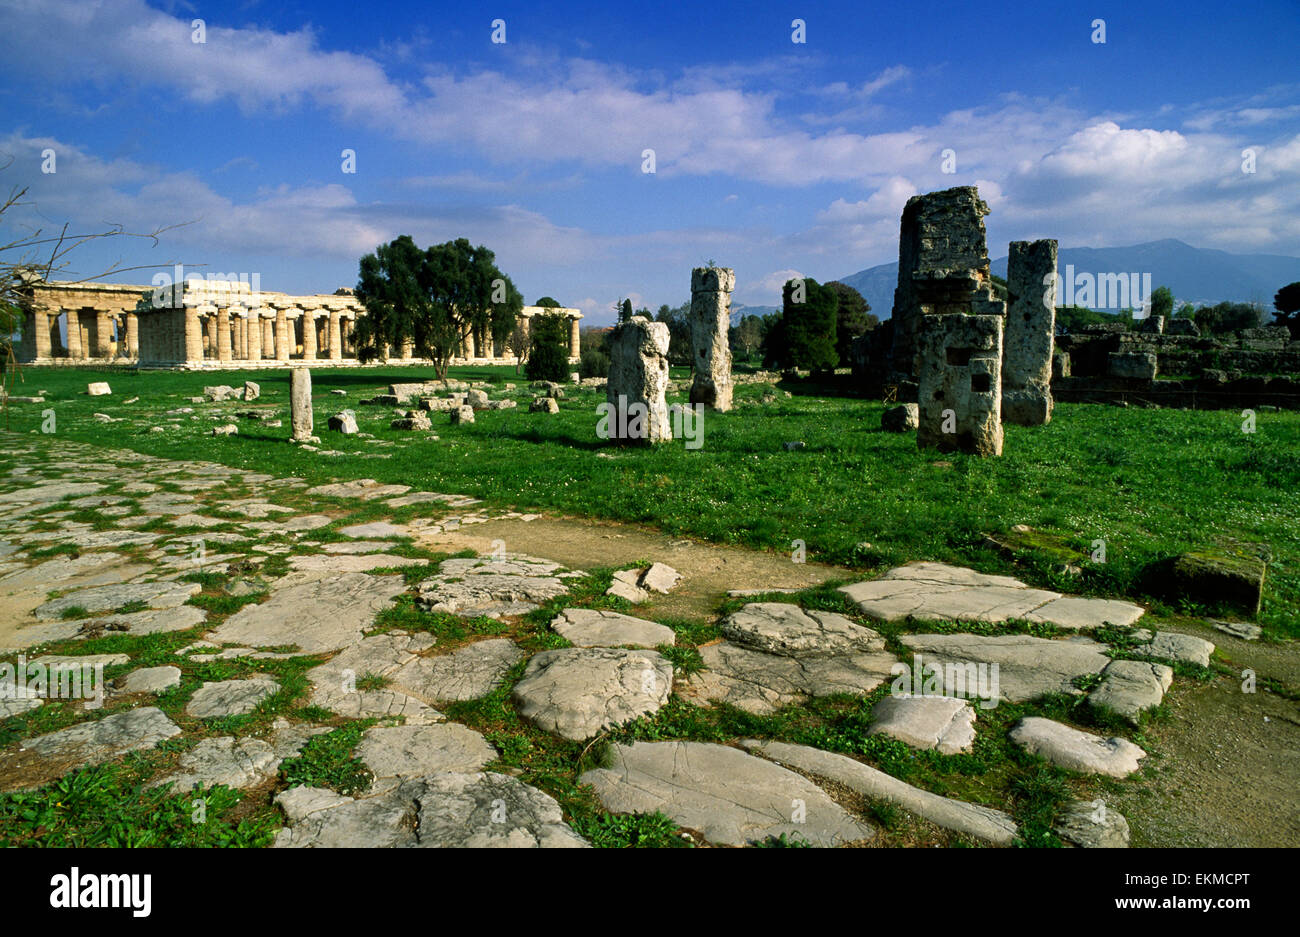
278 721 375 796
6 364 1295 633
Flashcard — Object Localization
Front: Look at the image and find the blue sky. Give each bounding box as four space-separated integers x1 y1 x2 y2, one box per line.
2 0 1298 324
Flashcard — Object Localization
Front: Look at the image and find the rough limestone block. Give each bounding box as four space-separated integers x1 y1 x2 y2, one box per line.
881 402 919 432
1054 799 1131 848
1009 716 1145 777
1003 239 1056 426
606 316 671 444
512 647 673 740
86 382 112 396
1108 352 1158 380
869 694 976 754
688 266 735 412
450 405 475 425
916 313 1004 456
243 381 260 401
290 369 313 441
328 411 358 434
1159 551 1265 616
530 397 559 413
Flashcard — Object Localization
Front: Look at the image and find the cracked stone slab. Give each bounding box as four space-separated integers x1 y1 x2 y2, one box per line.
246 515 334 534
288 553 426 575
605 569 649 603
33 581 200 620
210 572 407 653
513 647 673 740
1131 632 1215 667
685 641 897 715
1009 716 1146 777
898 633 1110 702
273 772 589 848
306 479 412 500
338 521 413 539
114 665 182 694
416 553 584 618
640 563 681 593
14 605 208 648
868 695 976 754
1088 659 1173 723
306 632 444 724
322 540 398 554
840 561 1143 628
1 707 181 792
186 676 279 718
550 608 676 648
357 724 497 785
740 739 1017 846
393 638 524 702
721 603 885 657
581 741 874 847
153 724 329 791
276 786 354 823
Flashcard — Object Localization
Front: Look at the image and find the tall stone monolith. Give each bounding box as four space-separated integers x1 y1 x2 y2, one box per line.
689 266 735 412
916 314 1003 457
605 316 671 444
290 368 313 442
1002 239 1057 426
889 186 1003 379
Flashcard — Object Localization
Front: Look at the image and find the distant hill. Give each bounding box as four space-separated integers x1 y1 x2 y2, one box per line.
730 302 779 326
836 239 1300 319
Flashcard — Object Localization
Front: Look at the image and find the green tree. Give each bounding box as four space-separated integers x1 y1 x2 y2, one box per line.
1150 285 1174 319
1273 281 1300 337
1174 301 1196 320
825 280 876 366
535 296 561 308
729 314 765 360
524 311 570 382
764 277 838 371
654 301 691 365
354 236 521 380
619 298 634 323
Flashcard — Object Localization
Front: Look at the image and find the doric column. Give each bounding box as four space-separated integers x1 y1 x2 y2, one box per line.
262 316 274 358
205 311 217 359
400 338 414 360
216 306 232 362
569 315 581 358
462 328 475 359
65 308 83 359
328 309 342 361
31 305 53 359
274 306 289 360
184 306 203 364
125 311 139 358
301 308 317 360
246 309 263 362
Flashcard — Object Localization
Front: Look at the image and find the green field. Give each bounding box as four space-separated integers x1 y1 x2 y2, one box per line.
4 363 1296 633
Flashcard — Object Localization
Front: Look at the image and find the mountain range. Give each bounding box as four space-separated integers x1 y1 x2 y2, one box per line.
831 239 1300 319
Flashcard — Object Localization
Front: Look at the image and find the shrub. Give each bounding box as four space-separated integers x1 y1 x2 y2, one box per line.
524 312 571 383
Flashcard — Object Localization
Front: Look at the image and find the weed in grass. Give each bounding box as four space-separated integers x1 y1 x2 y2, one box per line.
278 721 375 796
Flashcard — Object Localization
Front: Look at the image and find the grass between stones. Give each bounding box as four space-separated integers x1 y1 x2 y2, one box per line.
4 364 1295 634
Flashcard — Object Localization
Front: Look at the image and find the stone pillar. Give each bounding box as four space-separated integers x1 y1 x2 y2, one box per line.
328 309 342 361
1003 239 1057 426
462 328 475 359
183 306 203 364
216 306 232 362
916 313 1003 457
400 338 414 360
606 316 672 444
301 309 317 360
889 186 997 379
246 310 263 362
290 368 313 441
275 307 290 360
262 316 274 358
31 306 53 359
125 311 139 358
569 316 581 358
689 267 735 411
65 308 83 359
301 310 317 361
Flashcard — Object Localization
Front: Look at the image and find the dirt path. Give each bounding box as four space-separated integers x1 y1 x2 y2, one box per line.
417 514 848 621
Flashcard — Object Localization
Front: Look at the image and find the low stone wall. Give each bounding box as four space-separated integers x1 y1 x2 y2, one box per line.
1053 374 1300 410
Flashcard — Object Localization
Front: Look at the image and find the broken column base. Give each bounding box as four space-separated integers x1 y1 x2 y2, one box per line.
1002 386 1053 426
916 314 1004 457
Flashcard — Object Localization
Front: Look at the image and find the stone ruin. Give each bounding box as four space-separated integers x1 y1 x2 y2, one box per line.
916 313 1004 457
290 368 313 442
689 267 735 412
1002 239 1058 425
890 186 1006 380
606 316 672 444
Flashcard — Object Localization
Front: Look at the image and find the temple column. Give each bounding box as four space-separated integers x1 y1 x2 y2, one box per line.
301 308 317 360
183 306 203 364
569 316 581 358
247 310 263 362
216 306 232 362
32 305 53 359
262 316 274 358
65 309 83 359
328 309 342 361
125 311 139 358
